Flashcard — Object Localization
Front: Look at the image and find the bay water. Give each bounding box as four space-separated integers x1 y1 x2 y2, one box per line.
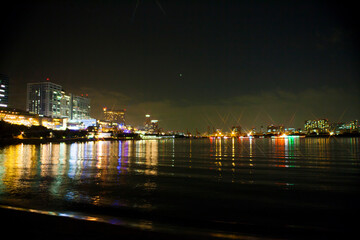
0 137 359 238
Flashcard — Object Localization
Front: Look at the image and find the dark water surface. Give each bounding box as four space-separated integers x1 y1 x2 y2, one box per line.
1 137 359 239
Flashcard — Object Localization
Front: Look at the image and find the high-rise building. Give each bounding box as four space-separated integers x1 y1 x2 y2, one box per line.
27 81 62 118
143 114 159 133
103 108 125 125
27 79 91 120
0 74 9 107
60 91 72 118
71 94 91 120
150 120 159 133
304 119 329 134
144 114 151 130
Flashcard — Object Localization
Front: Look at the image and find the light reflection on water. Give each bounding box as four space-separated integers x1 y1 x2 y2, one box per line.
0 138 359 237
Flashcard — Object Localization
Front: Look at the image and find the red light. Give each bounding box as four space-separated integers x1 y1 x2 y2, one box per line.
46 77 50 81
81 94 83 96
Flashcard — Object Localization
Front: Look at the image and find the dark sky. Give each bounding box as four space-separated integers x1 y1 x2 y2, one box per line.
1 0 359 132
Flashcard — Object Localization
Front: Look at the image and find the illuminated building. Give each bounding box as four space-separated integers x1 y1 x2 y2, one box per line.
349 120 359 131
267 125 284 135
142 114 160 133
66 118 96 130
60 91 71 118
331 120 359 134
150 120 159 133
304 119 329 134
231 126 242 136
27 80 63 118
144 114 151 130
71 94 91 120
27 79 91 120
0 106 70 130
103 108 125 125
0 105 94 130
0 107 40 126
0 74 10 107
284 128 296 134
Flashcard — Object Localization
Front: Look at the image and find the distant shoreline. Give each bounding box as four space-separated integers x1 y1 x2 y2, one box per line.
0 134 359 147
0 136 139 146
0 137 94 146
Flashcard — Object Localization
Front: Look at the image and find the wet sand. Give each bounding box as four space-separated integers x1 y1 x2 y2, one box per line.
1 207 199 240
2 206 356 240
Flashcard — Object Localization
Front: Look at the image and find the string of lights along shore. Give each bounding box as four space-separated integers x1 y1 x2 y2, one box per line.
0 75 358 139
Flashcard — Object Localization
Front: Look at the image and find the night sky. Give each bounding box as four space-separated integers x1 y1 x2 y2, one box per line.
1 0 359 132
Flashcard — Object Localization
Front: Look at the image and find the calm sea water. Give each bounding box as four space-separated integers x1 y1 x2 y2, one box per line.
0 137 359 239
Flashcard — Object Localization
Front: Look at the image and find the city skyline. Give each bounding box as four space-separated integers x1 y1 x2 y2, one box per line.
1 2 359 238
1 1 359 131
2 76 359 133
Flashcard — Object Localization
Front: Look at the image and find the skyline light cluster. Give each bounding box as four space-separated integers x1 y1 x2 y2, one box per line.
0 76 359 135
0 1 358 131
